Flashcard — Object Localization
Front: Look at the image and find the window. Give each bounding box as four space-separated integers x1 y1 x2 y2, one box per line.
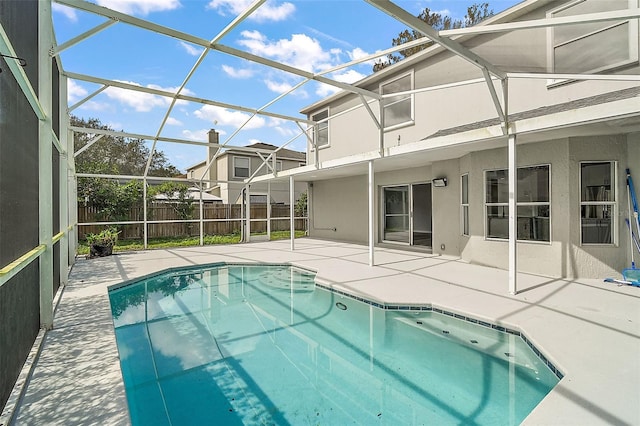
233 156 250 178
381 72 413 129
461 174 469 236
485 165 551 242
276 160 283 172
312 109 329 149
580 162 616 244
549 0 638 78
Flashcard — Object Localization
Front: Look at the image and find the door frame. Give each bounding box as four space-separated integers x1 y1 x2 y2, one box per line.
380 182 432 247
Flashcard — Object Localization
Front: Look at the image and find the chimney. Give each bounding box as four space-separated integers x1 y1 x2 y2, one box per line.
207 129 219 163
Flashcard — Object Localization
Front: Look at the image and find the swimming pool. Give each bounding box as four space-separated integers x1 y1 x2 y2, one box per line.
108 263 560 425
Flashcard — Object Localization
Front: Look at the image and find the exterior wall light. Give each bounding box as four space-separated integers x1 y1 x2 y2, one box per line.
432 177 447 187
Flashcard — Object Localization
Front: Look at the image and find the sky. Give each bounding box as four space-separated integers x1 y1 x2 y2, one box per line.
52 0 521 173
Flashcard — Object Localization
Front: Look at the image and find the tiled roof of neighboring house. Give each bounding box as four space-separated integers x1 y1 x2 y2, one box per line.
425 86 640 139
226 142 306 161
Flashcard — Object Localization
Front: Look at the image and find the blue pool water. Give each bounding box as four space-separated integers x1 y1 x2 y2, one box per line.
108 264 559 425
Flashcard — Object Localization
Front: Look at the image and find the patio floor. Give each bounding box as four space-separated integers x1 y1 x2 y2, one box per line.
10 238 640 425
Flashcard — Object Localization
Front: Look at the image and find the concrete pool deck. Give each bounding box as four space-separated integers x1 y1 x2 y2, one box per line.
10 238 640 425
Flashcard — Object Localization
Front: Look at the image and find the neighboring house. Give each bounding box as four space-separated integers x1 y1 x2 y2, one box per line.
186 130 307 204
296 0 640 280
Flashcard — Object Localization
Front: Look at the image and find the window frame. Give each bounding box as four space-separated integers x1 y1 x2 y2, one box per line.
275 160 283 172
547 0 639 86
579 160 618 246
232 156 250 179
311 108 330 150
380 71 415 131
461 174 469 236
484 164 552 243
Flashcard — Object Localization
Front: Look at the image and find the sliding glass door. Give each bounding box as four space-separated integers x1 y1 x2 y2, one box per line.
383 183 432 247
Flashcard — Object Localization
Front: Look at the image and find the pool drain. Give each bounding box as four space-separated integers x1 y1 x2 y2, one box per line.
336 302 347 310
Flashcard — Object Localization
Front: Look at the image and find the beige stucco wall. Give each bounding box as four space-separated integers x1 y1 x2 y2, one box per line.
310 136 637 279
309 175 369 243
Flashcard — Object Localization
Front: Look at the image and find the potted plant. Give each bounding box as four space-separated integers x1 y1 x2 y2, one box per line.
86 227 120 258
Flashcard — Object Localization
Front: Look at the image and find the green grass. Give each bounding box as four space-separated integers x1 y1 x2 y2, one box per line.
77 230 306 255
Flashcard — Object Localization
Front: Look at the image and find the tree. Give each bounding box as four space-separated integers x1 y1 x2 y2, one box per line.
73 115 183 218
295 191 307 217
373 3 493 72
72 115 181 177
147 182 194 222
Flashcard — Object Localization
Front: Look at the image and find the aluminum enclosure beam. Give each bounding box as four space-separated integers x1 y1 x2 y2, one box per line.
39 0 54 330
290 176 295 251
508 134 517 295
507 72 640 81
0 23 45 120
368 160 375 266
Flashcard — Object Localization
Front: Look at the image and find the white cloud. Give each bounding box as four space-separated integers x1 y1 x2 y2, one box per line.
52 3 78 21
182 129 210 141
96 0 181 15
273 125 296 138
238 31 330 73
179 41 203 56
67 80 88 103
264 80 292 94
105 81 193 112
194 105 266 129
315 83 340 98
78 100 112 112
332 69 366 84
221 64 254 79
166 117 183 126
348 47 381 66
314 70 364 98
207 0 295 22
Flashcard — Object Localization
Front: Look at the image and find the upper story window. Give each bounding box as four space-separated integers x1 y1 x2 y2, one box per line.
485 165 551 242
233 156 250 179
580 161 616 245
312 109 329 149
548 0 639 79
381 72 414 129
276 160 283 172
